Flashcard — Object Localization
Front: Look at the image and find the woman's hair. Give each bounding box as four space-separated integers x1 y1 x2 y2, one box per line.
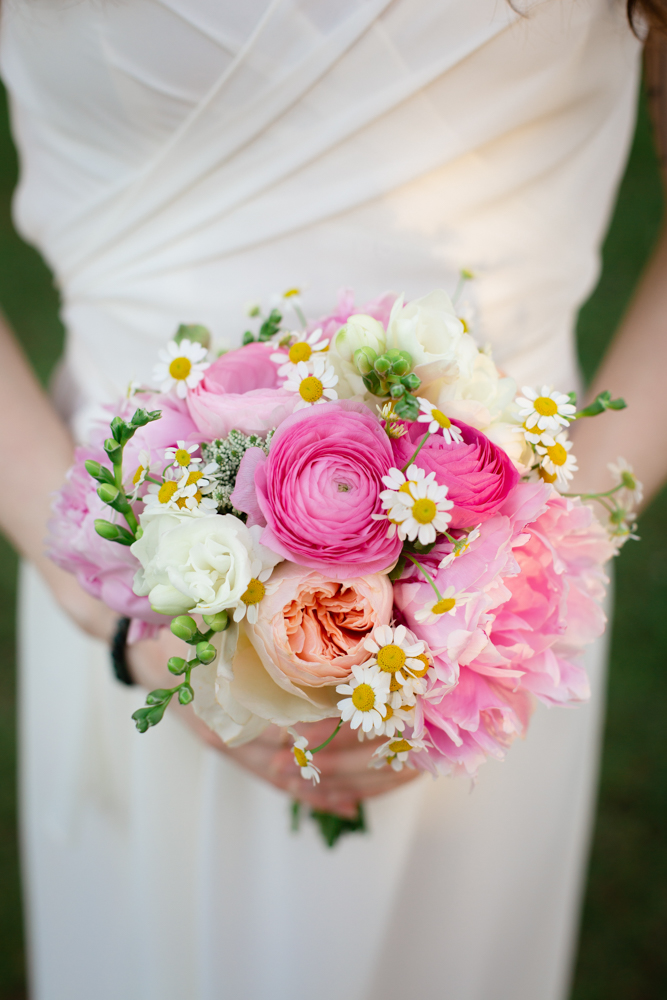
628 0 667 33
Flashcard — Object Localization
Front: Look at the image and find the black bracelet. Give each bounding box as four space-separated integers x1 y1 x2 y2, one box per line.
110 616 135 686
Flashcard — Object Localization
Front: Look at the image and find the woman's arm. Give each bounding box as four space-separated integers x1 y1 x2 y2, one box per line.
570 33 667 507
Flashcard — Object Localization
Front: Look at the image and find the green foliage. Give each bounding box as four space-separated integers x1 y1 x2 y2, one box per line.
202 428 273 515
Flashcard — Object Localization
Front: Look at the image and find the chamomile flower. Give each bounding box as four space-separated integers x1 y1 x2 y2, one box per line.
287 729 321 785
378 475 453 546
416 398 463 444
143 469 217 515
414 586 473 625
363 624 426 688
270 328 329 378
438 525 482 570
153 339 209 399
374 701 414 738
127 449 151 499
336 664 391 733
372 736 429 771
608 457 643 510
516 386 575 433
377 401 408 439
164 441 202 471
282 358 338 410
535 432 578 487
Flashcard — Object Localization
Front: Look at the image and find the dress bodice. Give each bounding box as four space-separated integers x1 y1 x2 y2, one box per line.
0 0 641 431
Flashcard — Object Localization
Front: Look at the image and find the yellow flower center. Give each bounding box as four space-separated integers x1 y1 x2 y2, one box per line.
389 674 403 693
289 342 312 364
399 481 415 495
388 739 411 754
538 467 558 485
431 408 451 430
377 644 406 673
283 287 301 298
299 376 324 403
169 356 192 380
533 395 558 417
412 497 437 524
174 448 192 467
621 471 636 490
186 470 202 486
546 442 567 466
293 747 308 768
382 704 393 721
176 491 202 509
241 578 266 605
459 317 469 333
432 597 456 615
132 465 145 486
158 481 179 504
523 420 541 436
407 653 430 678
352 683 376 712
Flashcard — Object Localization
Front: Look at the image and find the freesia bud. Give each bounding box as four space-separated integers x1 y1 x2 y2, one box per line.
170 616 198 642
202 611 229 632
353 346 377 375
195 641 217 664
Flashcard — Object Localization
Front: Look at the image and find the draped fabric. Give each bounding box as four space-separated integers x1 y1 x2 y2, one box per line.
1 1 640 998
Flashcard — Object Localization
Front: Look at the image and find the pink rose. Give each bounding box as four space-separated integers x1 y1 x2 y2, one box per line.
391 419 519 529
233 400 403 578
186 343 292 438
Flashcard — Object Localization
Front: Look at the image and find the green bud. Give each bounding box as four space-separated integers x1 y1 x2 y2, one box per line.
104 437 122 458
135 526 144 540
384 349 402 361
390 382 406 399
130 407 161 428
146 702 168 727
394 394 420 421
202 610 229 632
85 461 116 485
94 519 135 546
175 323 211 350
390 356 410 377
353 346 377 376
109 416 125 443
170 615 198 642
97 483 120 505
178 684 194 706
374 355 391 375
401 372 421 392
167 657 187 675
145 688 173 706
242 331 255 345
131 707 151 733
195 641 217 664
362 371 382 396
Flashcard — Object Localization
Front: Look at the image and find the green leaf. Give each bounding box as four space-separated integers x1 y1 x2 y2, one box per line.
258 309 282 342
575 390 627 419
145 688 173 705
175 323 211 350
309 803 366 848
242 331 255 345
388 556 406 582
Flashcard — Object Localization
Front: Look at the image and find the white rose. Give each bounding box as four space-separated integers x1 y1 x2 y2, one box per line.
386 290 477 398
131 512 280 616
328 313 387 397
437 351 517 429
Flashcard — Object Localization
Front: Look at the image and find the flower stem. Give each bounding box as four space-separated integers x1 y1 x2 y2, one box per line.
311 719 344 754
563 484 623 500
405 553 443 601
401 431 430 472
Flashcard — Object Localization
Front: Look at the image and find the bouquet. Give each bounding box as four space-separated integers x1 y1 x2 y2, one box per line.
48 284 640 845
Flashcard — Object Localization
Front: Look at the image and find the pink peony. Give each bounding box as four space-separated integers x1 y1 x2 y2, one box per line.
186 343 292 438
309 288 397 340
391 418 519 530
232 400 403 579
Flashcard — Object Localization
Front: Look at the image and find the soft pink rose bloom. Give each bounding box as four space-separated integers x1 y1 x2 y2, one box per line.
308 287 397 340
186 343 292 438
233 400 403 578
248 562 393 688
391 418 519 529
48 391 198 628
398 485 613 777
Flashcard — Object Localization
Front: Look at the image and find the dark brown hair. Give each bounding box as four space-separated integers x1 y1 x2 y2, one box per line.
628 0 667 34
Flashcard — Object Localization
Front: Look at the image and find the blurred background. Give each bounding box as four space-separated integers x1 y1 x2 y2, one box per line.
0 74 665 999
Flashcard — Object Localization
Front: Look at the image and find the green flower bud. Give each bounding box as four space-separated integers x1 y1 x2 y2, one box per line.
353 346 378 376
202 610 229 632
178 684 194 705
195 641 217 664
175 323 211 350
394 394 420 421
389 356 410 377
109 416 125 443
390 382 406 399
171 615 198 642
131 707 151 733
167 657 187 675
242 331 255 345
97 483 120 505
94 519 120 541
145 688 172 705
362 371 382 396
374 354 391 375
401 372 421 392
103 437 122 458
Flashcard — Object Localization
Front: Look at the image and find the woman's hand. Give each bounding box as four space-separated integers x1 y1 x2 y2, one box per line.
127 627 419 816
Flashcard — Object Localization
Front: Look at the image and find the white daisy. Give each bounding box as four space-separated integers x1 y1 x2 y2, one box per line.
363 624 425 688
374 701 415 738
516 385 576 433
164 440 202 471
270 328 329 378
438 525 482 570
414 586 474 625
127 449 151 499
416 398 463 444
282 358 338 410
377 401 408 439
378 475 454 546
153 338 209 399
372 736 429 772
287 729 321 785
336 664 391 733
608 457 643 510
535 432 578 488
143 469 217 515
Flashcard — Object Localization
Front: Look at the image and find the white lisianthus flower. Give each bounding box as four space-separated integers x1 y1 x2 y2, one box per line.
385 290 478 397
328 313 387 397
131 512 281 617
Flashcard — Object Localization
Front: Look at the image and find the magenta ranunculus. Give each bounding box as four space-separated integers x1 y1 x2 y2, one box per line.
232 400 402 579
391 418 519 529
186 343 292 438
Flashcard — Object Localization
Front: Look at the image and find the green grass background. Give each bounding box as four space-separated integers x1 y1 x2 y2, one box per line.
0 78 664 998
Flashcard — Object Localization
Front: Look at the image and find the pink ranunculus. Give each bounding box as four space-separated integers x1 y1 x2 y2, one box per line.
233 400 403 579
309 288 397 340
391 418 519 530
247 562 393 689
186 343 293 438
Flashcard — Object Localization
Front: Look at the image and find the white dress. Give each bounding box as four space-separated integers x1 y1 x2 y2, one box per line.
1 2 640 998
